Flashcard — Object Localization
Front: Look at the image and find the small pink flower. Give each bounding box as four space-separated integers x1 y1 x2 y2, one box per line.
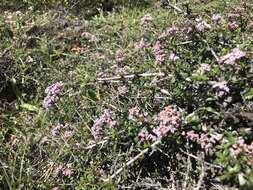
62 168 73 177
238 139 246 147
186 130 199 141
113 65 130 75
196 21 211 32
75 142 81 149
169 52 179 62
159 26 178 39
43 81 64 109
198 134 209 149
234 147 243 155
53 165 63 177
91 109 116 140
128 106 141 121
233 139 253 158
153 41 165 64
93 110 112 127
167 26 178 36
212 81 229 97
138 106 180 142
198 63 210 73
118 85 128 95
183 26 194 34
63 131 73 139
52 187 60 190
219 48 246 65
140 14 153 26
212 14 223 24
153 125 171 139
228 13 240 19
184 131 213 150
134 39 148 50
153 41 162 53
115 50 125 62
51 124 70 136
138 129 152 142
40 136 49 144
228 21 239 31
108 120 117 128
155 105 180 138
212 81 229 92
233 138 247 155
248 142 253 156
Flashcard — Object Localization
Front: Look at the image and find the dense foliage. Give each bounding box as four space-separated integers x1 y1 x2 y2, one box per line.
1 0 253 189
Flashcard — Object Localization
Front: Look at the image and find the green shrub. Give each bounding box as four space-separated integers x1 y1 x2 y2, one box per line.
1 0 253 189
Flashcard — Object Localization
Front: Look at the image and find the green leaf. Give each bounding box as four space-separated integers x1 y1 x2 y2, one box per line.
10 78 23 103
198 107 220 116
20 103 39 112
191 73 209 81
226 134 236 144
218 173 232 181
185 112 200 124
244 88 253 100
228 164 241 174
222 148 230 157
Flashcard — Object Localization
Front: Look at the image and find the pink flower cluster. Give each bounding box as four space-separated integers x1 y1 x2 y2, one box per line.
134 39 149 50
138 130 152 142
53 164 73 178
212 14 223 24
212 81 230 97
169 52 179 62
50 123 73 141
219 48 246 65
128 106 149 124
91 109 116 140
118 85 128 95
128 106 141 121
233 138 253 156
228 13 241 19
155 105 180 135
185 130 213 150
42 81 64 109
183 25 194 34
140 14 153 27
115 50 126 62
159 26 178 39
112 65 130 75
195 21 211 33
139 105 180 141
228 21 239 31
152 41 165 64
51 123 68 136
197 63 210 73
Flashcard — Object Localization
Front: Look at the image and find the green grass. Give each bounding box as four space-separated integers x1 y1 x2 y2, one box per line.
1 0 253 189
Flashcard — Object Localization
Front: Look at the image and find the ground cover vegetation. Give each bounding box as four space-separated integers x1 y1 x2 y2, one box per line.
1 0 253 189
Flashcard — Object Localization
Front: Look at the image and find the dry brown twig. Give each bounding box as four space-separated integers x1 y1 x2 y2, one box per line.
176 40 193 45
166 0 187 15
97 72 165 82
85 139 108 150
180 148 222 169
104 140 161 182
202 39 220 62
183 152 192 189
195 153 205 190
